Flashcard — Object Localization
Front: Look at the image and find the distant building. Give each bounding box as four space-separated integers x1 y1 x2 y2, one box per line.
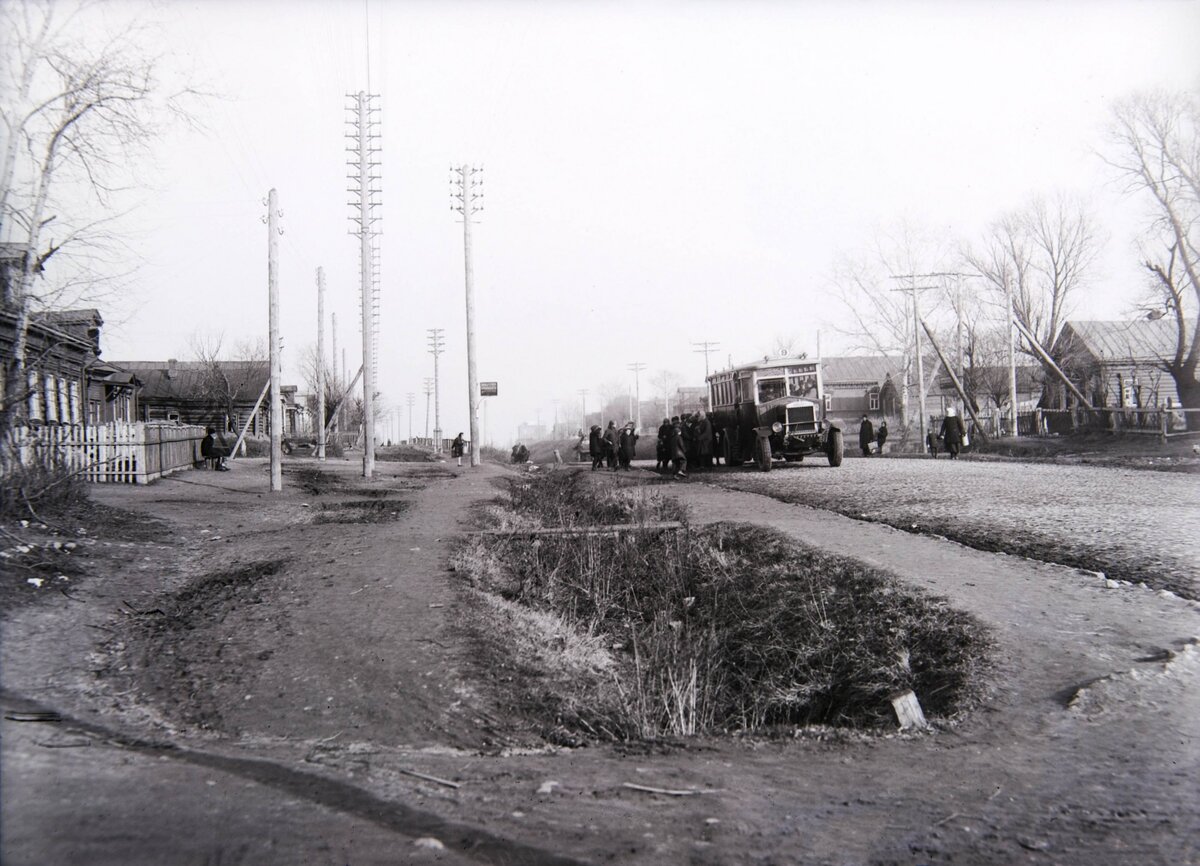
516 421 547 442
673 386 708 416
820 355 903 418
1050 320 1180 408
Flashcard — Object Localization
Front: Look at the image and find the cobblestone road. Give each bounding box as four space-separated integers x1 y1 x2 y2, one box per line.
696 456 1200 599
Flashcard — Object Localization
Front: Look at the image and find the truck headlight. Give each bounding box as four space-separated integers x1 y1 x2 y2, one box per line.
771 421 783 434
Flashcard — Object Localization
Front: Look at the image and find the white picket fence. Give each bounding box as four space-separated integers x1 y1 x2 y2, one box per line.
6 422 208 484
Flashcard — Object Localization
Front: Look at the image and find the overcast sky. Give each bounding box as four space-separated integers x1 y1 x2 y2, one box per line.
84 0 1200 444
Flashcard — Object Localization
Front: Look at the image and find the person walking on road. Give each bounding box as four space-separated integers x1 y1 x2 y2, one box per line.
940 407 966 459
858 415 875 457
670 417 688 479
451 432 465 466
926 430 940 458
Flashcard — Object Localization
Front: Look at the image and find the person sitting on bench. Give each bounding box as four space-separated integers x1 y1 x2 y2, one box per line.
201 427 230 471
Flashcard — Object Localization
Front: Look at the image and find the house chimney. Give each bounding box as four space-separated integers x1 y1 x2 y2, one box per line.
166 358 177 379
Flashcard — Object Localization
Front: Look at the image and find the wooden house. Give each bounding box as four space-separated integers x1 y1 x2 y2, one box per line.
1049 320 1180 409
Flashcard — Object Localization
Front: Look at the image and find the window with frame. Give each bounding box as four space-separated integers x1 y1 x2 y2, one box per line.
869 392 880 411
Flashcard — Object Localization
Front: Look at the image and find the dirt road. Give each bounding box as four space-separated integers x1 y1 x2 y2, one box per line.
2 457 1197 865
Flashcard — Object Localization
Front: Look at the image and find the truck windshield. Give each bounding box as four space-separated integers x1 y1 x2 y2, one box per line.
788 374 817 399
757 377 787 403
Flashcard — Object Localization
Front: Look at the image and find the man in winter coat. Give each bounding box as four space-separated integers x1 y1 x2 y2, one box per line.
939 407 966 459
603 421 620 470
858 415 875 457
656 418 672 471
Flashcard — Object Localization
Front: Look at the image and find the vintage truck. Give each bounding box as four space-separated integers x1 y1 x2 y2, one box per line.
706 356 843 470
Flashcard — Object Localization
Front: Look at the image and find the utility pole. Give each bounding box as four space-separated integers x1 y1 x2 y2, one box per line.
577 388 589 431
890 275 940 449
406 392 415 442
316 266 326 462
347 90 382 478
627 362 646 432
331 313 339 441
266 188 282 493
427 328 445 452
1004 275 1019 437
423 377 433 441
551 398 560 436
692 340 720 380
451 164 483 466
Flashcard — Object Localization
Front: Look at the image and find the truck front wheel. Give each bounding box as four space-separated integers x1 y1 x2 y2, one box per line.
756 436 772 472
826 429 844 467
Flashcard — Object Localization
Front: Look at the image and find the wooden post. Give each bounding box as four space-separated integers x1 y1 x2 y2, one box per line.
316 266 326 462
267 188 282 493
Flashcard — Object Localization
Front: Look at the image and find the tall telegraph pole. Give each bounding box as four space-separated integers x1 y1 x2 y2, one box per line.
451 165 483 466
423 377 433 440
316 266 326 461
347 91 381 478
890 275 939 449
627 362 646 431
428 328 445 452
692 340 720 381
577 388 589 431
406 392 415 442
266 188 282 492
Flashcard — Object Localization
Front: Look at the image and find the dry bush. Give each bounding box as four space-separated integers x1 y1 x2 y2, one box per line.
455 471 992 741
0 440 89 521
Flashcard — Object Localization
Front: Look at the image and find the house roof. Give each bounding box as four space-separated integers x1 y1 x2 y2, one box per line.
111 360 269 404
821 355 903 386
1056 320 1177 364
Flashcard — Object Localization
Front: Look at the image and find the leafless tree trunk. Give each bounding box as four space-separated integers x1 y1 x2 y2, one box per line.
1105 90 1200 410
1 0 192 435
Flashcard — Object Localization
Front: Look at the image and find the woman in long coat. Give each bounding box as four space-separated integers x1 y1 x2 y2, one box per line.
618 424 638 469
670 419 688 479
858 415 875 457
655 418 672 471
939 407 966 459
588 425 604 471
603 421 620 470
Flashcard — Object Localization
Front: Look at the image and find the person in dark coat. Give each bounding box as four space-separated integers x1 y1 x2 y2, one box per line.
926 430 940 458
670 419 688 479
588 425 604 470
939 407 966 459
201 427 229 470
451 432 465 466
695 410 714 469
875 420 888 455
618 423 638 469
655 418 672 471
858 415 875 457
603 421 620 470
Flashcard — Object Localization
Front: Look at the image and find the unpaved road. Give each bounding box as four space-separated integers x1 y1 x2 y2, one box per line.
2 456 1198 865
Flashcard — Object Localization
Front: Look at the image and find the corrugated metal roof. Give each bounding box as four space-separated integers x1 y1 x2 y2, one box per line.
821 355 903 386
1059 320 1177 362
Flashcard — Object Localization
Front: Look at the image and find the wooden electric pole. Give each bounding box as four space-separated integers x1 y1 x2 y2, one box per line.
428 327 445 452
406 392 415 442
692 340 720 380
348 90 382 477
316 266 326 461
627 362 646 431
452 165 483 466
890 275 940 449
267 188 282 492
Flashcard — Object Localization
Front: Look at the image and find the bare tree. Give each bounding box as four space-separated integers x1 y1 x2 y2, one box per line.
188 332 268 431
965 193 1101 366
1105 90 1200 409
1 0 192 432
828 221 955 430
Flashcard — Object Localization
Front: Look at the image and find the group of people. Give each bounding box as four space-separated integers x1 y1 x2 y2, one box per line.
857 416 889 457
857 409 968 459
587 421 639 471
655 410 715 479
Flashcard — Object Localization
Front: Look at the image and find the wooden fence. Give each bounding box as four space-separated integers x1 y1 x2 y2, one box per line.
5 422 207 484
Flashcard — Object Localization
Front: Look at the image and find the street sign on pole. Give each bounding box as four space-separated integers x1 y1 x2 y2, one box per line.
480 381 498 397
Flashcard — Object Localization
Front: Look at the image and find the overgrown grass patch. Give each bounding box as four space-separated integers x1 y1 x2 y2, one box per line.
452 469 992 741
